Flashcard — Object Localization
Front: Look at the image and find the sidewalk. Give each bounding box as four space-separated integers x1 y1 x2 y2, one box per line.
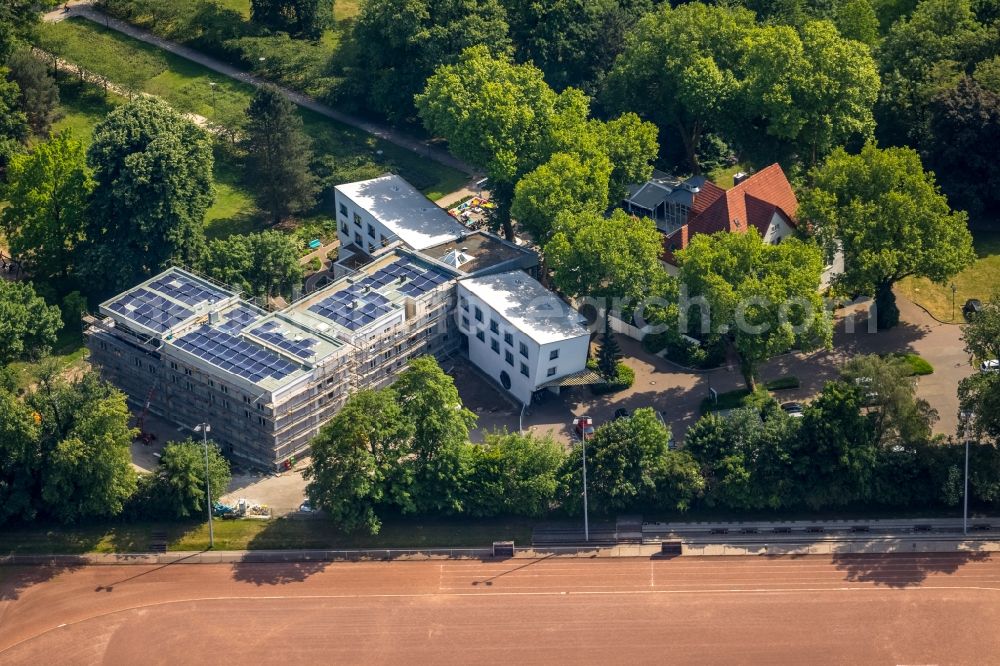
43 1 473 176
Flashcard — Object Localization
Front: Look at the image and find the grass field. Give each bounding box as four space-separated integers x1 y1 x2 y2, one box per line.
48 78 262 237
35 16 465 201
6 329 89 391
898 230 1000 322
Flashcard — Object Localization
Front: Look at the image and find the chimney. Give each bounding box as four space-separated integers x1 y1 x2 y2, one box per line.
733 172 749 186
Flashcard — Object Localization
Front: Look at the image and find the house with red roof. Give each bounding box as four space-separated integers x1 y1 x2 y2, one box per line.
661 163 800 264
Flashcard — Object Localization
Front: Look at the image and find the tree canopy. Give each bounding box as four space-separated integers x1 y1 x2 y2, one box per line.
959 295 1000 442
250 0 333 39
243 86 319 224
152 438 232 519
1 132 92 285
841 354 937 446
6 49 60 136
81 97 213 298
799 143 975 328
201 230 304 299
676 228 832 390
0 279 62 366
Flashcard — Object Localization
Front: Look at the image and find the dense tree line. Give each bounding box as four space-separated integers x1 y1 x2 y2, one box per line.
306 355 1000 534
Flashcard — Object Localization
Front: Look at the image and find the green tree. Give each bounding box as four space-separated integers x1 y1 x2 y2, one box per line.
511 152 611 242
6 49 60 136
463 430 565 517
154 438 232 519
841 354 938 446
1 132 92 284
958 295 1000 442
926 77 1000 225
734 20 880 165
0 0 38 62
566 408 703 513
30 369 137 523
504 0 653 92
0 68 28 172
676 228 832 390
833 0 880 45
244 86 318 224
545 209 668 304
0 280 62 366
250 0 333 39
393 356 477 515
792 380 878 508
82 97 213 297
596 312 622 380
799 143 975 329
201 231 304 298
351 0 511 123
604 3 752 173
305 389 413 534
0 386 40 524
417 46 560 240
875 0 986 146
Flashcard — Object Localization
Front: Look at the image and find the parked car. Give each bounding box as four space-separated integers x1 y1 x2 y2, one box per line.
963 299 983 321
298 501 312 513
981 360 1000 374
780 401 804 418
613 408 630 421
573 417 595 438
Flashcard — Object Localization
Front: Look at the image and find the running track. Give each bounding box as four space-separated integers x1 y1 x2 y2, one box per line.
2 554 999 664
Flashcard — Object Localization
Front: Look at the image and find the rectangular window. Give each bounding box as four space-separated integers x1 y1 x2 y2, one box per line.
170 361 178 370
221 385 229 395
504 332 513 346
245 409 251 419
520 362 530 378
547 366 557 377
474 306 483 323
208 379 215 388
99 341 107 351
491 338 500 354
549 349 559 361
134 357 142 367
341 223 348 234
367 224 376 239
353 212 362 227
460 296 468 311
476 330 485 342
519 342 529 358
489 319 499 334
184 367 192 376
186 381 193 391
462 316 470 329
505 350 514 366
339 202 348 216
354 233 363 245
149 364 156 373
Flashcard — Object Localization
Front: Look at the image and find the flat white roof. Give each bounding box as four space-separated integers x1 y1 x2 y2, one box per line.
336 174 466 250
459 271 588 345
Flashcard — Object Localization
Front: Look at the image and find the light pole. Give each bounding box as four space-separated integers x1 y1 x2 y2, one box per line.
195 423 215 549
209 81 217 119
951 283 957 321
964 436 970 536
574 416 591 542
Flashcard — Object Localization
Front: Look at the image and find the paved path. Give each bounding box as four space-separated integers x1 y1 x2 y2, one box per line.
3 554 999 663
516 294 972 444
42 1 473 176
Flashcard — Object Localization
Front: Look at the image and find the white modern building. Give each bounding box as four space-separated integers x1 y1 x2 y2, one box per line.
334 173 468 257
457 272 591 405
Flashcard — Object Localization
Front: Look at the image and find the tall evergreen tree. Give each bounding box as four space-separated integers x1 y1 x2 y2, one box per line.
597 311 622 380
243 86 319 224
6 49 60 136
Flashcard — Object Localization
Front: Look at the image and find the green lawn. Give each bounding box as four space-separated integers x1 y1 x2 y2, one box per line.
707 163 752 189
7 329 88 391
35 16 465 201
0 515 536 554
898 230 1000 322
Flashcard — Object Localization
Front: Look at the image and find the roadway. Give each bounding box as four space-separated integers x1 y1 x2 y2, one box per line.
2 554 999 664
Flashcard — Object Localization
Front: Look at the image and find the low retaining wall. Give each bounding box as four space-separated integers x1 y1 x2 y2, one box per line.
4 539 999 566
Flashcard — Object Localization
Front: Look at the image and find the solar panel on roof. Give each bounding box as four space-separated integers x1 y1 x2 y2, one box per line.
173 326 299 383
249 321 318 359
108 288 194 333
149 273 229 307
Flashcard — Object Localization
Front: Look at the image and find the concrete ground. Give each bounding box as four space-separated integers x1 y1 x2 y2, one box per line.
3 554 999 664
218 466 308 516
513 295 974 445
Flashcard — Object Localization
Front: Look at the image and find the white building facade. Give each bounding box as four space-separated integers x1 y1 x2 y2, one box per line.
457 272 590 405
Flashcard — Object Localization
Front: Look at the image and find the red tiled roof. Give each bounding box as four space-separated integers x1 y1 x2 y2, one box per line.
666 163 798 261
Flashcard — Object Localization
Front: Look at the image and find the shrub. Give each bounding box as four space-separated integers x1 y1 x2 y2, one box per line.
894 353 934 376
590 360 635 395
764 376 800 391
305 256 322 272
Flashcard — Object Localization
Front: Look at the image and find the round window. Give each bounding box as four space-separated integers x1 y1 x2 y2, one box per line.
499 370 511 390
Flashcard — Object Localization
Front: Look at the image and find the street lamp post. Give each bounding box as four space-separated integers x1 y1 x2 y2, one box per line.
951 283 957 322
209 81 217 119
574 416 591 542
195 423 215 548
964 436 970 536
